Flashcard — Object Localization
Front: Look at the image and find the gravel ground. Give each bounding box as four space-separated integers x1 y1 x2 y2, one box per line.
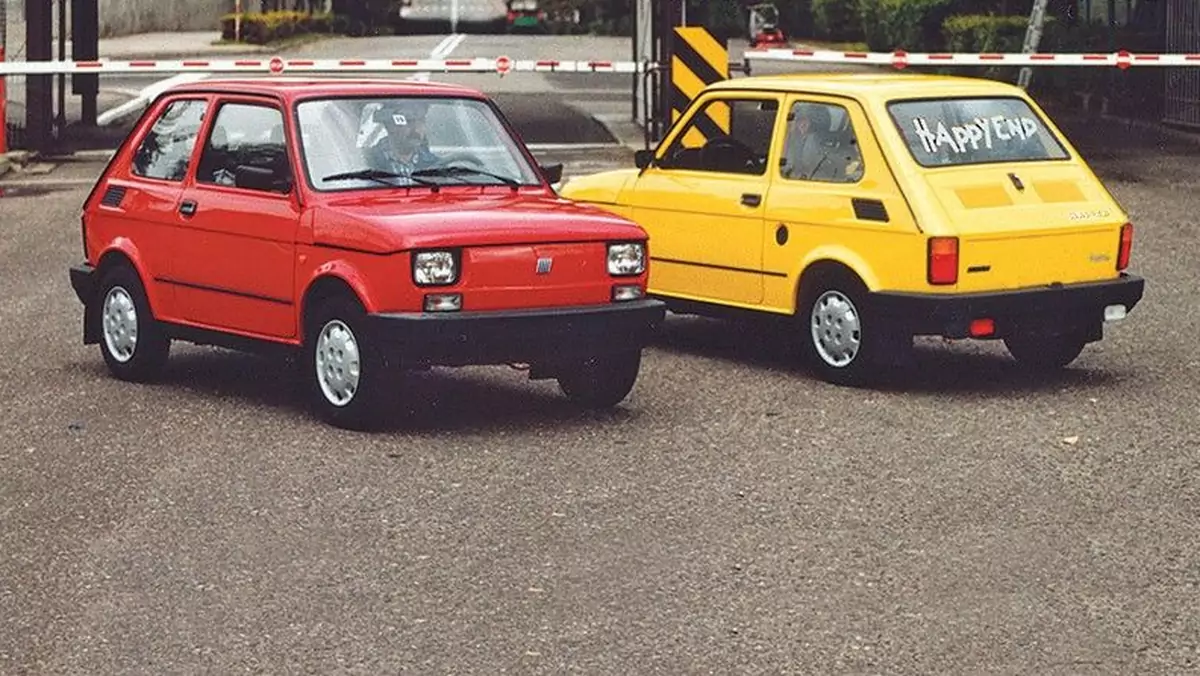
0 115 1197 674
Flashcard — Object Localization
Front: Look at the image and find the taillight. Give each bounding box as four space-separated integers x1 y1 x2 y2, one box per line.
927 236 958 285
1117 222 1133 270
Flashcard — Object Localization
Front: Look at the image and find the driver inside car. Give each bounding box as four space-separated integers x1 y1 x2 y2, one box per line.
782 103 834 180
366 99 440 178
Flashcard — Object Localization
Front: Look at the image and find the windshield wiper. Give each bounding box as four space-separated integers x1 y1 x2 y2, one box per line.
321 168 440 188
412 164 521 188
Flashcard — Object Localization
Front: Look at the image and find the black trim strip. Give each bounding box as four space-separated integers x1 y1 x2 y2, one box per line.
651 256 788 278
155 277 293 305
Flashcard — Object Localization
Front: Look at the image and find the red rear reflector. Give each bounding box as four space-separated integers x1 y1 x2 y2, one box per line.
969 318 995 337
927 236 959 285
1117 222 1133 270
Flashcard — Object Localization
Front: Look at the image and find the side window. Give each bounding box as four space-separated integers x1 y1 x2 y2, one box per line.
196 102 293 194
658 97 780 176
131 98 208 181
780 101 865 184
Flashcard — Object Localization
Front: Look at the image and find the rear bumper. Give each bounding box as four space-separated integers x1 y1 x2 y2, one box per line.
365 299 667 367
870 273 1145 339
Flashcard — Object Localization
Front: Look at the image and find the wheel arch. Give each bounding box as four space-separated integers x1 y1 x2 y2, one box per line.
86 244 159 344
793 253 875 315
299 273 370 343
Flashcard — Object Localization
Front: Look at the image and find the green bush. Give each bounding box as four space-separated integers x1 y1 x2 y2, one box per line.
868 0 958 51
856 0 888 51
942 13 1030 52
939 14 1035 85
220 11 335 45
812 0 864 42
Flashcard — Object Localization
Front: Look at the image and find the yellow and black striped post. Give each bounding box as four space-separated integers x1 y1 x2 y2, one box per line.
669 26 729 146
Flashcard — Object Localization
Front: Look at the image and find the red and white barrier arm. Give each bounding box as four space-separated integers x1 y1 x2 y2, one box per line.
0 56 651 76
746 48 1200 70
4 50 1198 77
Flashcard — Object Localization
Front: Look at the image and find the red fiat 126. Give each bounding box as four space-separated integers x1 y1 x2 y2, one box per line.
69 78 665 429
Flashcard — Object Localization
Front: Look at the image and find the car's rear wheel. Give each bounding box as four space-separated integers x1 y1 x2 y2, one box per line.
95 264 170 382
304 295 391 430
1004 331 1088 370
557 350 642 409
797 269 906 386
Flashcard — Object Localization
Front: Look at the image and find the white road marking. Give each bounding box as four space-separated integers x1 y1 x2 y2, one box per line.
96 72 210 126
410 33 466 82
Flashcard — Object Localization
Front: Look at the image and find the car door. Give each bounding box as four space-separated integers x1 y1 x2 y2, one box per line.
760 94 918 312
625 92 783 307
103 95 212 322
170 96 301 339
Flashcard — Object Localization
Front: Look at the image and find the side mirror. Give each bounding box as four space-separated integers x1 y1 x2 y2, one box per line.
540 163 563 185
634 149 655 169
235 164 289 193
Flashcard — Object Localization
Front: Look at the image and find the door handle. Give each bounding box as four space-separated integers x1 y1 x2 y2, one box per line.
179 200 197 217
741 193 762 207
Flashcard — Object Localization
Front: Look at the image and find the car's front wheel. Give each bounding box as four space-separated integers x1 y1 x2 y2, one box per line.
304 296 391 430
1004 331 1089 370
557 350 642 409
94 264 171 382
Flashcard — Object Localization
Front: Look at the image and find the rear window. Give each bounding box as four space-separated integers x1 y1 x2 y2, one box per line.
887 96 1070 168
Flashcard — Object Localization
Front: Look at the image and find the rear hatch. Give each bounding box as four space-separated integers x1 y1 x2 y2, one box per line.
887 95 1127 292
922 162 1125 291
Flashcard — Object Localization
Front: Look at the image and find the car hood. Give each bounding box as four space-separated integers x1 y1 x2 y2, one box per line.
310 190 647 253
558 169 640 205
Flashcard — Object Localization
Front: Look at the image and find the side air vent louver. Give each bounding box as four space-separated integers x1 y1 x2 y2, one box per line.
852 198 889 223
100 185 127 208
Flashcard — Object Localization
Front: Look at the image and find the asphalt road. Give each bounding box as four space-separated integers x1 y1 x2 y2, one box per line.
3 38 1200 675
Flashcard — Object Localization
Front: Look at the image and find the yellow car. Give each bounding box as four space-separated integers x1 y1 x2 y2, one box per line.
560 72 1145 385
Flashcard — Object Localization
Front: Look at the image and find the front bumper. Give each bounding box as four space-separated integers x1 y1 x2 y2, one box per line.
870 273 1146 339
366 298 667 367
70 262 96 306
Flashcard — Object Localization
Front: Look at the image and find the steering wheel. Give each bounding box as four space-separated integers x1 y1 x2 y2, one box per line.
700 137 762 174
437 151 487 170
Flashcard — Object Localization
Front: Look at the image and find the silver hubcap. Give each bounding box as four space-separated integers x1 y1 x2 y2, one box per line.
102 286 138 363
315 319 361 407
811 290 861 368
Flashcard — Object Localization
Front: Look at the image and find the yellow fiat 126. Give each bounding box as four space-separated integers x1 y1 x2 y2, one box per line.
560 72 1145 385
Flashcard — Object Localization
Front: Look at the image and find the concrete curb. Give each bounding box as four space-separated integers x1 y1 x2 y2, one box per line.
589 113 649 151
0 151 34 178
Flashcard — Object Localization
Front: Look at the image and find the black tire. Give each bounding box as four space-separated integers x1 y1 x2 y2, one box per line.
303 295 392 431
1004 332 1088 370
94 264 171 382
796 270 906 387
557 350 642 409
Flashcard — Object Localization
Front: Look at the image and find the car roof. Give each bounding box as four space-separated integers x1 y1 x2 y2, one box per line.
161 76 489 102
707 72 1027 102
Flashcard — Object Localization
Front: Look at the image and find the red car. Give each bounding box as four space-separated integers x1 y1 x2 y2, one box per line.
69 78 665 430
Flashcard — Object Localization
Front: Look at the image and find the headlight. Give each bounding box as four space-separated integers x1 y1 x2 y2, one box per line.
607 242 646 276
412 250 458 286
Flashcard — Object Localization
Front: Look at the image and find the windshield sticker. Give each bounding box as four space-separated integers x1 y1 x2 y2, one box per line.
912 116 1041 155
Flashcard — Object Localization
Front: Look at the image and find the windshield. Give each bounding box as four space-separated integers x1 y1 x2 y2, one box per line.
887 96 1070 168
295 95 543 191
